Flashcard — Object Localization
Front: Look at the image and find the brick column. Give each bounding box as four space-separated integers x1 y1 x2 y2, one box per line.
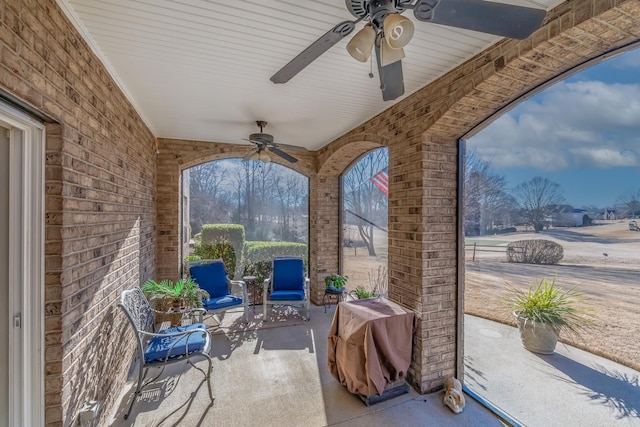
308 174 340 304
156 150 181 280
388 134 459 393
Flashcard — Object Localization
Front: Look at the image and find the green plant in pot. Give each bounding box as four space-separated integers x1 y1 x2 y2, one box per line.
506 277 592 355
351 286 376 300
142 278 210 311
325 274 348 291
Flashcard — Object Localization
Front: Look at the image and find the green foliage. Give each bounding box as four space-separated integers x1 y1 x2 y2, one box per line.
201 224 245 247
325 274 348 289
199 224 245 278
194 242 236 276
506 277 593 336
488 227 517 235
242 241 308 282
352 286 376 300
243 260 272 284
141 278 209 309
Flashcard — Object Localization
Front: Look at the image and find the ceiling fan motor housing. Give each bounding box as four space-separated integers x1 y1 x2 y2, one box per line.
346 0 411 29
249 133 274 145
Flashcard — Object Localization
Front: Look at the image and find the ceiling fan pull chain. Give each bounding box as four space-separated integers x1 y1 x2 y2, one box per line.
369 54 374 78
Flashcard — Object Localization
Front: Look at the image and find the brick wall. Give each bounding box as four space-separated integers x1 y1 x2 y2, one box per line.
1 0 638 425
1 1 157 425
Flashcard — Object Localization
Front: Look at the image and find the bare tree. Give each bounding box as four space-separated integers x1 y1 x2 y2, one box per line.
617 189 640 218
464 150 514 236
274 169 308 241
343 148 388 256
512 176 565 232
189 162 229 233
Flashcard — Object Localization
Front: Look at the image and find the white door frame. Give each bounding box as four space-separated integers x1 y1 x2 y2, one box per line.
1 100 45 427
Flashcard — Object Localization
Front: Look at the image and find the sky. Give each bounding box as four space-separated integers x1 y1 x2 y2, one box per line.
467 46 640 209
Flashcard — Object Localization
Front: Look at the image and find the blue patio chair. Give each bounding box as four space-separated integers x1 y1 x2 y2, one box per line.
189 259 249 323
263 257 310 321
118 287 214 420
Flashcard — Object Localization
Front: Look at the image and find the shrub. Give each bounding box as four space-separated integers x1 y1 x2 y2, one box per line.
506 239 564 264
242 241 308 282
488 227 517 235
194 242 236 276
199 224 245 278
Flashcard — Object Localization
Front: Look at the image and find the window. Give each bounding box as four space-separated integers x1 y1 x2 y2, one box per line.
341 148 388 294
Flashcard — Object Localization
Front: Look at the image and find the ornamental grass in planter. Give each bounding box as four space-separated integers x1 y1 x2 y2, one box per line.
142 278 210 325
505 277 593 355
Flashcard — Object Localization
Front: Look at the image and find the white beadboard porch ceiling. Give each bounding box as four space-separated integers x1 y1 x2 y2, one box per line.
58 0 564 151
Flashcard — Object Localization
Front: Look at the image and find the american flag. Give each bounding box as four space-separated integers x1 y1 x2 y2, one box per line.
369 167 388 196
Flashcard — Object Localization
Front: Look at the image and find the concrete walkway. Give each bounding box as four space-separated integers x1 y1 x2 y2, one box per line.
465 314 640 427
108 305 640 426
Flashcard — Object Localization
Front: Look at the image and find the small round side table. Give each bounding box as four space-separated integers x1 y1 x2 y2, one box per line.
323 287 346 313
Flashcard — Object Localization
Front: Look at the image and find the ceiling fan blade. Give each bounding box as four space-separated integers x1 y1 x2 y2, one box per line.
242 148 258 162
269 147 299 163
270 21 356 84
374 39 404 102
273 143 308 152
413 0 547 40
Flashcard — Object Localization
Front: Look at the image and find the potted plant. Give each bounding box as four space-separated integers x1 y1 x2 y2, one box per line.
349 286 376 300
325 274 348 292
142 278 210 325
506 277 592 355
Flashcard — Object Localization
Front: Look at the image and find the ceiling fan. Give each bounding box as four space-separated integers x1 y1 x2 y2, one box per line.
270 0 547 101
242 121 307 163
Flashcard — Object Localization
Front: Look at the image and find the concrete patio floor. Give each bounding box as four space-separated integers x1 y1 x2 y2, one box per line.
109 304 503 426
108 303 640 426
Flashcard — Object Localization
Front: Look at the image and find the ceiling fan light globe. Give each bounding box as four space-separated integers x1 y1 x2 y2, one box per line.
249 151 261 161
383 14 414 49
346 24 376 62
259 152 271 162
380 43 405 66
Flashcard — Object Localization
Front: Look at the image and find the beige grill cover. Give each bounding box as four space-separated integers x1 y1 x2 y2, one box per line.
328 298 414 397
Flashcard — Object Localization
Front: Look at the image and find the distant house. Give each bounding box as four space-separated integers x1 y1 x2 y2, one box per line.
603 209 617 220
554 207 588 227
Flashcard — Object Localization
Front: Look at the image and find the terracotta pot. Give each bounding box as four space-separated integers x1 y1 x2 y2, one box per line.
514 312 559 355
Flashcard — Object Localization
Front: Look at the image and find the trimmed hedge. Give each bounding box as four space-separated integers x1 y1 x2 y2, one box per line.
201 224 244 247
199 224 245 278
194 243 237 276
506 239 564 265
242 241 308 282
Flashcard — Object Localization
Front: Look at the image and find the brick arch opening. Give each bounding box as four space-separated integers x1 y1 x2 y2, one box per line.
309 0 640 394
318 135 387 176
308 137 387 304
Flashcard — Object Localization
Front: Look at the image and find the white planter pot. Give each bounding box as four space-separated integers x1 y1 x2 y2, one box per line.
514 313 559 355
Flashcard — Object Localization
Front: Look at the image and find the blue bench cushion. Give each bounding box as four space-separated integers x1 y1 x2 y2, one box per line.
145 323 208 362
269 290 305 301
203 295 243 311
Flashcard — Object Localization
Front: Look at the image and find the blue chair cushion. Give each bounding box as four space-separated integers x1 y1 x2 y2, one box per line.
272 258 304 291
190 262 230 298
145 323 208 363
203 295 243 311
270 290 305 301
